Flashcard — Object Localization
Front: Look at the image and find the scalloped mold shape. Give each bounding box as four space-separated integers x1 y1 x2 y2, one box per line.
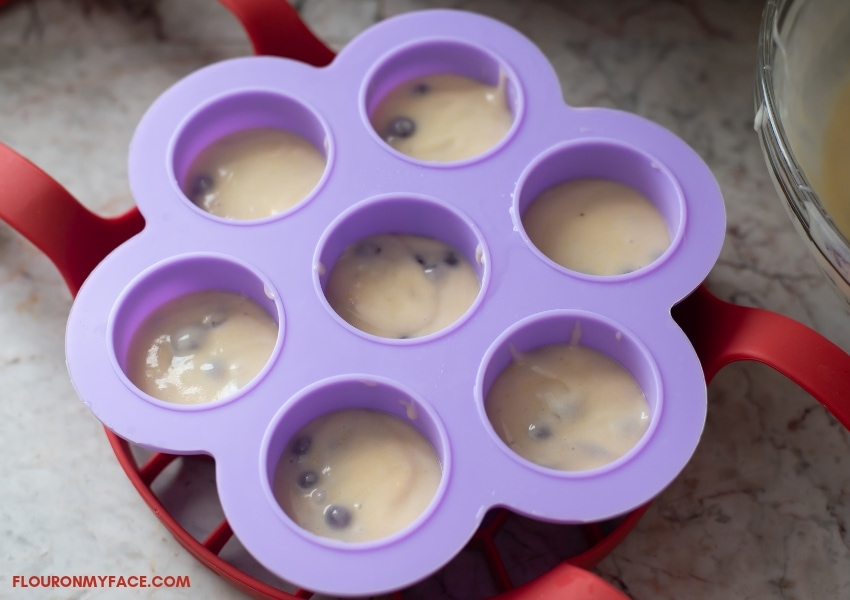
66 9 725 597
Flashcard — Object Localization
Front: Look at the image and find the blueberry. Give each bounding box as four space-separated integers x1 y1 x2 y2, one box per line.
324 504 352 529
528 423 552 440
444 252 459 267
190 173 214 197
297 471 319 489
412 82 429 95
291 436 311 457
170 325 206 355
386 116 416 139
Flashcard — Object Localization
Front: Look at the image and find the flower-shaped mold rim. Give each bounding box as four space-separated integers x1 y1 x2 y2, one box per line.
66 8 726 597
208 374 465 597
471 308 706 523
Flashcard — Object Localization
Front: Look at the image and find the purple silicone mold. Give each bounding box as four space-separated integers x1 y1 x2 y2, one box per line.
65 9 726 597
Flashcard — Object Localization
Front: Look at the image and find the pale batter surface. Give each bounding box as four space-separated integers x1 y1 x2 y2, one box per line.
821 78 850 239
522 178 671 276
485 341 650 471
370 73 513 162
325 233 480 339
183 127 325 220
126 290 278 404
274 408 442 543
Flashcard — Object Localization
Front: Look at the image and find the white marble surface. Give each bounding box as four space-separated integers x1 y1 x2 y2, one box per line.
0 1 848 599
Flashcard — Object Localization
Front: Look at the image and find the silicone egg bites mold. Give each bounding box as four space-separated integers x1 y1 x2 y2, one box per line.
66 9 725 597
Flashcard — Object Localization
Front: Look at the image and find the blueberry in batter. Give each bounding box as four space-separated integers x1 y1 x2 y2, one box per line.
386 116 416 140
324 504 352 529
325 233 480 339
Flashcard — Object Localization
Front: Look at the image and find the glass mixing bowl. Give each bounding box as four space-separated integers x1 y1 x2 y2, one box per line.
756 0 850 305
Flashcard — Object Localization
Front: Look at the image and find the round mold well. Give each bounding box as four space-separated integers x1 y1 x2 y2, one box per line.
108 253 284 409
361 38 523 165
477 310 662 476
313 194 490 342
261 375 451 546
169 90 332 221
515 138 686 279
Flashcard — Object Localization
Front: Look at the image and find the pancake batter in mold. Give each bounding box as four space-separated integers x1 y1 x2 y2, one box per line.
485 329 650 472
125 290 278 404
183 128 325 220
274 408 442 543
370 73 513 163
523 179 671 276
325 233 480 339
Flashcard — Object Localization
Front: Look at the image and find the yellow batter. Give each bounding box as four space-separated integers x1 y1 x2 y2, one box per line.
325 233 480 339
821 78 850 239
522 178 671 276
126 290 278 404
183 127 325 220
486 339 650 472
274 409 442 543
370 73 513 162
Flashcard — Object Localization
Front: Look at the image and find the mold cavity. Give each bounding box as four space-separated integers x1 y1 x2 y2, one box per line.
517 140 684 277
265 378 448 544
363 40 521 164
111 255 283 406
316 196 487 341
172 92 329 221
480 312 659 473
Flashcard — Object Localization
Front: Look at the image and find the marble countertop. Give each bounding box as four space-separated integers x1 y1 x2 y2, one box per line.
1 1 848 598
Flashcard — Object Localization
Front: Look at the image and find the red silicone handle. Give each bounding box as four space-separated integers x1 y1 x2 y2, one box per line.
218 0 334 65
673 285 850 430
0 144 144 296
495 563 630 600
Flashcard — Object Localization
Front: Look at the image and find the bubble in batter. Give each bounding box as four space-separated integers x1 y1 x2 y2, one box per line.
370 73 513 162
125 290 278 404
183 127 325 220
274 408 442 543
485 340 650 472
324 233 480 339
522 178 671 276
